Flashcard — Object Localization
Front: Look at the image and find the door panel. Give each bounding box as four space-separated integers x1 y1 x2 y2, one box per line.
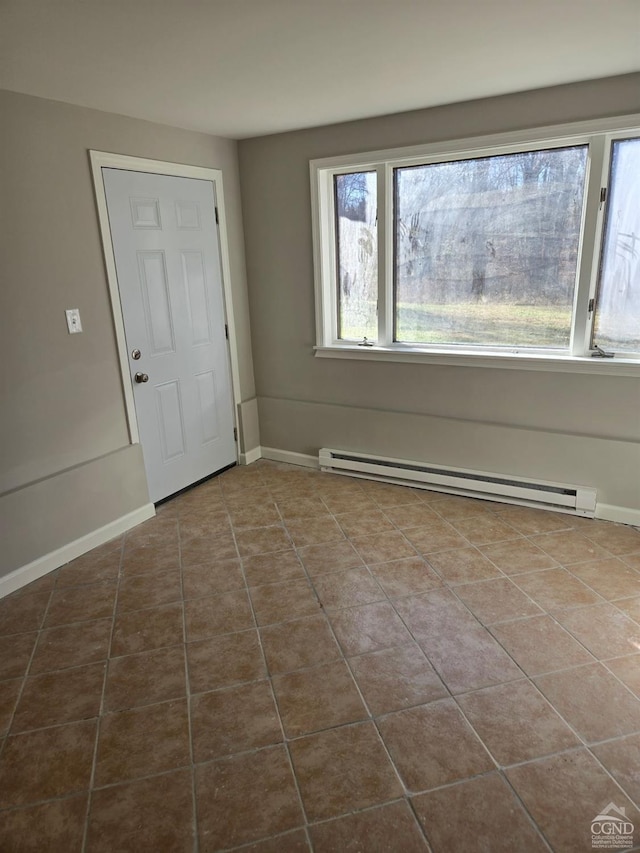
156 381 186 462
176 201 201 230
130 197 162 229
195 370 221 445
103 169 236 502
138 251 176 355
182 251 212 346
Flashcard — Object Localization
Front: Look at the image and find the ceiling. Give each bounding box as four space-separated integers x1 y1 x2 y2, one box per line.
1 1 639 139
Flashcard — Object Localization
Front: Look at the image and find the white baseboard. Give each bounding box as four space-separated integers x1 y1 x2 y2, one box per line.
260 447 319 469
595 503 640 527
0 503 156 599
239 446 262 465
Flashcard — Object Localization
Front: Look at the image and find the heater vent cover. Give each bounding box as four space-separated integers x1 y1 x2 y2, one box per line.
319 448 596 516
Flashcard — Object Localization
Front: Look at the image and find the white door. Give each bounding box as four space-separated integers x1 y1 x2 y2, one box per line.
103 168 237 502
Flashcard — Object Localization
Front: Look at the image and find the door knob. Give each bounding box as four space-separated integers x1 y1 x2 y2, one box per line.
134 372 149 383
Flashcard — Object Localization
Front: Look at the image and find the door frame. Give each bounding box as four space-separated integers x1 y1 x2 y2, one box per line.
90 151 241 456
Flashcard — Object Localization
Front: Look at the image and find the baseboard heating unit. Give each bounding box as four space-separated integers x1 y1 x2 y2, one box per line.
318 448 597 517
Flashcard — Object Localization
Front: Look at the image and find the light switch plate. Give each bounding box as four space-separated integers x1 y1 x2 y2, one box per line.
65 308 83 334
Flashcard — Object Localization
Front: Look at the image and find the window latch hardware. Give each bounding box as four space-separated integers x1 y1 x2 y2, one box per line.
591 344 614 358
358 337 374 347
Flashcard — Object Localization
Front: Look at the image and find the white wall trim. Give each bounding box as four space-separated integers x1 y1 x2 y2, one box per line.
0 503 155 599
239 446 262 465
89 151 242 452
260 447 319 469
595 503 640 527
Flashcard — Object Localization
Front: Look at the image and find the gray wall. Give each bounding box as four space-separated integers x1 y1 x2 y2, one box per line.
0 89 256 576
239 74 640 514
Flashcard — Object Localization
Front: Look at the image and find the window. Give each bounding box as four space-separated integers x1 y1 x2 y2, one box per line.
335 171 377 341
593 137 640 354
395 146 587 349
311 118 640 372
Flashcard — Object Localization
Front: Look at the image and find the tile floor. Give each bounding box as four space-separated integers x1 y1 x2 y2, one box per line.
1 460 640 851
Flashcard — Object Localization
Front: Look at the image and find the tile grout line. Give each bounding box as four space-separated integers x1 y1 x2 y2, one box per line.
404 797 437 853
501 739 640 805
12 658 640 748
492 768 556 852
586 750 640 814
0 580 58 771
278 489 442 851
260 471 408 837
245 479 322 846
80 532 126 853
221 470 319 840
177 499 200 853
5 734 638 823
216 826 312 852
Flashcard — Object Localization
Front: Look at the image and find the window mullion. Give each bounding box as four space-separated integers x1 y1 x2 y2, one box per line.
328 173 340 345
315 168 338 346
571 135 607 356
376 164 391 345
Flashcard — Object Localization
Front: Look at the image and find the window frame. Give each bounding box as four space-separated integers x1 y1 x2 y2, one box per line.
310 115 640 376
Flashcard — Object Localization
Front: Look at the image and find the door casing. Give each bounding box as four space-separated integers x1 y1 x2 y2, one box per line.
90 151 241 472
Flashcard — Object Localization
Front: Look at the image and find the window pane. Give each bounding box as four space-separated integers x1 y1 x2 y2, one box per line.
593 138 640 353
394 146 588 348
335 171 377 341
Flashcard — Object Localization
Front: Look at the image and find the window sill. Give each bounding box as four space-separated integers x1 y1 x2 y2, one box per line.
314 345 640 376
